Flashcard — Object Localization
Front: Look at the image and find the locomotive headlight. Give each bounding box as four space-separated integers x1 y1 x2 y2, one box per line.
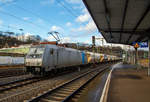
26 62 30 65
37 62 42 66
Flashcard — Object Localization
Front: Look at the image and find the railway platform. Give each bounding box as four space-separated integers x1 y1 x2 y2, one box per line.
107 63 150 102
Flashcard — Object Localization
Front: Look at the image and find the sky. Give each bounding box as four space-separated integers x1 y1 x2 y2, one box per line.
0 0 103 44
0 0 144 50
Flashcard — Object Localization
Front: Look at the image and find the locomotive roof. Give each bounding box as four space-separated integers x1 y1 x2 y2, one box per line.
31 44 46 48
30 44 117 57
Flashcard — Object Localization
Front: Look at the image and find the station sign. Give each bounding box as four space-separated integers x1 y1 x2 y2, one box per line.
132 41 148 48
139 41 148 48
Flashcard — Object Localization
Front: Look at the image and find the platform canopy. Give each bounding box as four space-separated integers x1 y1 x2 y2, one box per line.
83 0 150 45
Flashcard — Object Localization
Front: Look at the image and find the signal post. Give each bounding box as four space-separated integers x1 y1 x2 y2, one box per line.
92 36 96 64
148 40 150 76
133 43 139 68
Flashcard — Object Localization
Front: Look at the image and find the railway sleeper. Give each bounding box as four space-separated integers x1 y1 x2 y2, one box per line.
50 93 68 97
40 98 59 102
43 95 65 101
56 89 74 93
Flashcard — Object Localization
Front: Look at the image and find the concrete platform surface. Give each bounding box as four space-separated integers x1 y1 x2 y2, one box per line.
107 65 150 102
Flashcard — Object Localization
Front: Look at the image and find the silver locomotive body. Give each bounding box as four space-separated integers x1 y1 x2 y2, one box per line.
25 44 87 75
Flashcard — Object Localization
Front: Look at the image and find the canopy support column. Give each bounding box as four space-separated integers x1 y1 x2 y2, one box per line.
135 48 138 67
148 40 150 76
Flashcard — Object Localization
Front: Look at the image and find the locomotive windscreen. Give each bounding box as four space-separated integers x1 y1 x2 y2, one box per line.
27 47 45 58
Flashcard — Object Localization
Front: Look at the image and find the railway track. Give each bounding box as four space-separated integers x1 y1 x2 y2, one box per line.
27 66 108 102
0 69 79 93
0 74 25 79
0 74 34 86
0 67 26 78
0 63 112 102
0 77 41 92
0 76 12 78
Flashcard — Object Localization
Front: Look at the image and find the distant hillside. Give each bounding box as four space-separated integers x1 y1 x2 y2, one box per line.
0 47 29 54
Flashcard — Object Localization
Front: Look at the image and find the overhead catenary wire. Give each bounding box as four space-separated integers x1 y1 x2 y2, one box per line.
0 0 65 41
0 0 52 35
0 0 20 7
0 0 98 42
11 4 65 42
4 1 65 41
63 0 100 36
0 9 64 42
12 4 67 30
0 10 50 32
0 0 49 37
0 24 18 31
0 0 41 35
1 0 94 34
55 0 98 34
1 0 93 36
0 23 40 36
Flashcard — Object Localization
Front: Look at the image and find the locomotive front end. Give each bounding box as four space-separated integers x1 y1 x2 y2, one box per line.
25 45 45 75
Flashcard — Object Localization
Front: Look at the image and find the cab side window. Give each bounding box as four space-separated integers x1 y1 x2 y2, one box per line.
50 49 54 55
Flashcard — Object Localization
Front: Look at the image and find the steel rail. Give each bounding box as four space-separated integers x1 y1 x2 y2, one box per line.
0 78 41 92
0 63 113 102
28 66 109 102
62 68 108 102
0 76 34 87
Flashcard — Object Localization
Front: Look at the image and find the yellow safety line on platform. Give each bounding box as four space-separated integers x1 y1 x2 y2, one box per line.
99 67 113 102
